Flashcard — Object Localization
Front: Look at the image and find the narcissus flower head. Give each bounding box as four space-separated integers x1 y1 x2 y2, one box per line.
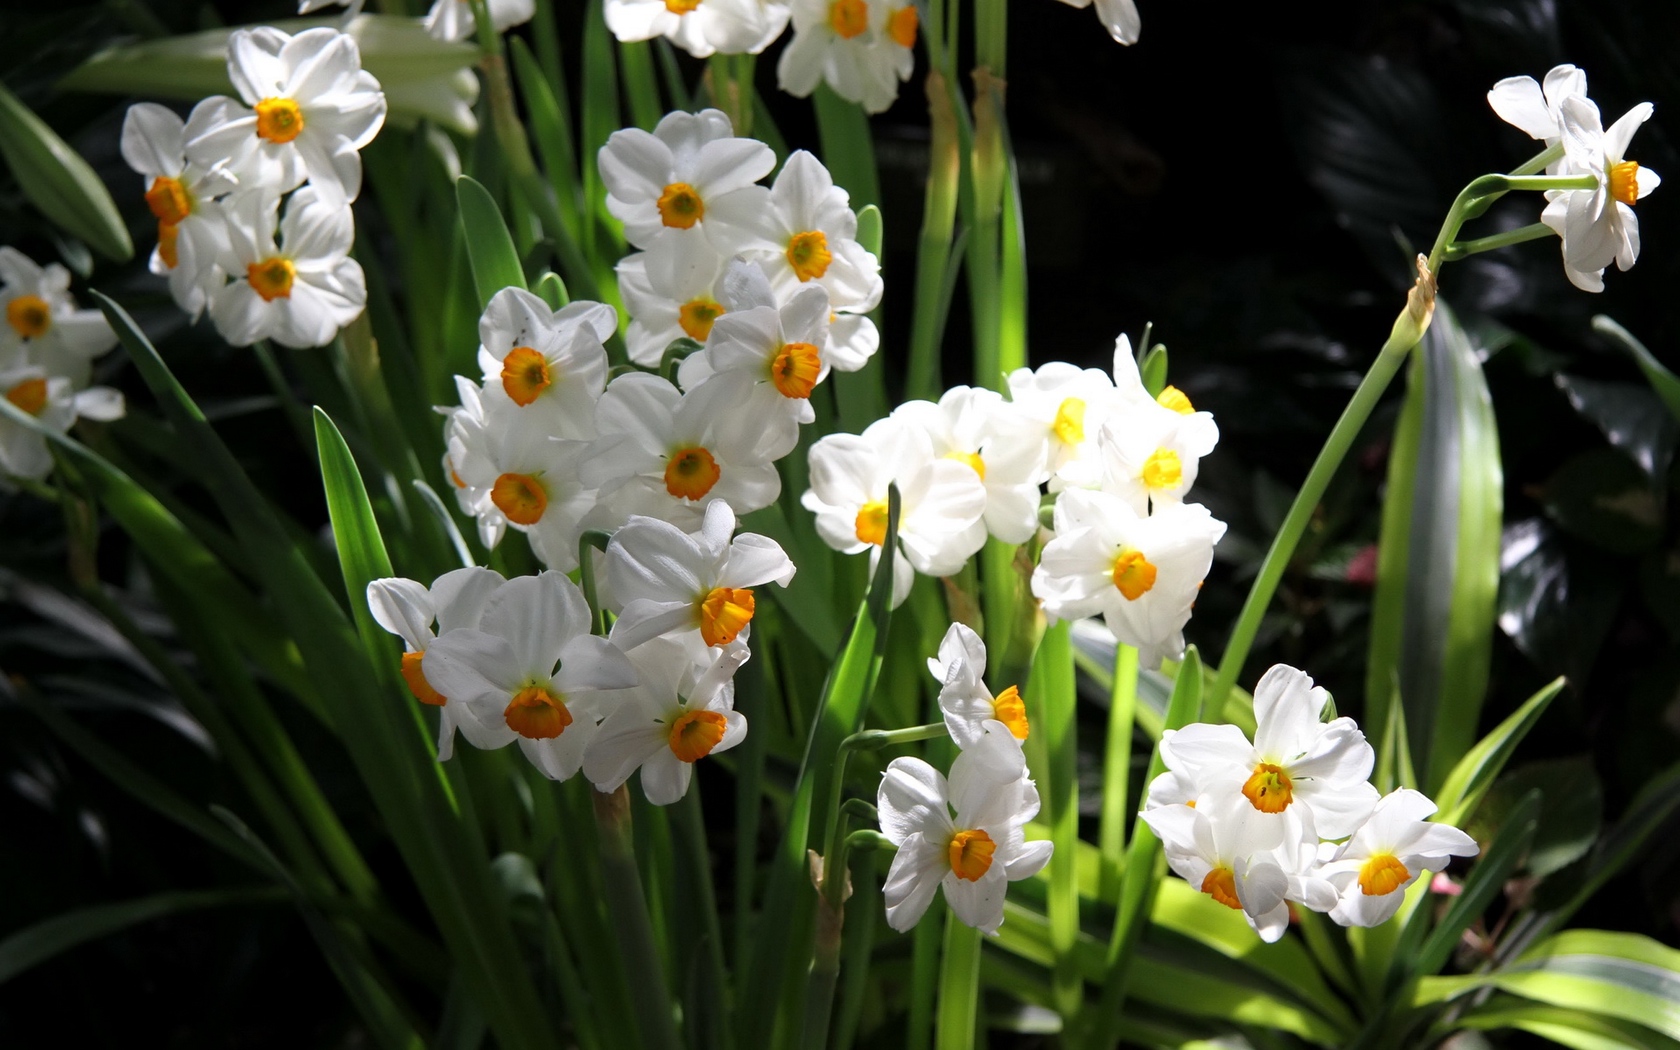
0 366 124 481
208 187 367 349
604 0 790 60
120 103 238 320
928 622 1030 747
1316 788 1479 928
598 108 776 252
474 288 615 439
423 0 534 42
1540 96 1660 292
0 249 118 386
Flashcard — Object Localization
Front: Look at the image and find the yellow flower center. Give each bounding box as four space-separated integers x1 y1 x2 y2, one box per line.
947 828 996 882
888 5 918 47
1111 548 1157 600
400 650 447 707
1201 866 1241 910
5 378 48 416
1609 160 1641 207
699 586 755 647
770 341 822 399
854 499 889 545
678 296 723 341
1142 448 1182 490
504 685 572 739
247 257 296 302
1051 397 1085 446
991 684 1029 739
144 175 192 225
1156 385 1194 414
157 222 180 270
657 182 705 229
664 446 721 500
255 97 305 144
6 295 51 339
1242 762 1294 814
491 472 548 525
945 450 985 480
664 0 701 12
1357 853 1411 896
668 707 728 762
828 0 869 38
500 346 552 407
786 230 833 282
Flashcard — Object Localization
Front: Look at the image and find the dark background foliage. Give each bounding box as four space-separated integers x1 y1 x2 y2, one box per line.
1 0 1676 1043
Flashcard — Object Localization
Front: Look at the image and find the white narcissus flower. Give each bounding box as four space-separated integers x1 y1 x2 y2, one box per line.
603 499 795 653
1158 664 1380 844
185 27 387 204
928 622 1029 747
598 109 774 253
210 187 367 349
0 366 124 480
825 311 880 372
473 289 615 439
366 568 506 759
425 0 535 42
1092 400 1218 516
1031 488 1224 669
585 637 749 804
0 249 118 386
617 239 729 368
1316 788 1479 928
1541 96 1660 292
423 571 639 781
1487 63 1588 152
450 400 595 570
892 386 1048 545
605 0 790 59
1006 335 1157 484
878 722 1052 934
120 103 237 320
728 150 883 313
776 0 918 115
802 417 988 608
438 375 497 533
1050 0 1139 45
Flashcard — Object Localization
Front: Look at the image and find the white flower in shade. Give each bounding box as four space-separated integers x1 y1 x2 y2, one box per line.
598 109 775 252
802 417 988 608
729 150 883 312
120 103 237 320
1050 0 1139 45
185 27 386 204
677 261 832 459
1157 664 1380 844
776 0 918 115
928 622 1029 746
450 401 595 570
1487 64 1587 150
617 239 730 368
209 187 367 349
584 637 749 803
1092 402 1218 515
1316 788 1479 928
1032 488 1224 668
366 568 507 759
1540 96 1660 292
473 289 614 439
604 0 790 59
424 0 535 42
423 571 639 780
0 366 124 480
582 371 783 531
439 375 497 530
878 722 1052 933
0 249 118 386
603 499 795 654
893 387 1047 545
1141 796 1337 943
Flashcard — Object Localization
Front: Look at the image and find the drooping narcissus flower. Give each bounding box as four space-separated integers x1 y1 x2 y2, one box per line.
1543 95 1660 292
604 0 789 59
1050 0 1139 46
120 103 237 320
776 0 918 115
928 622 1031 747
210 186 367 349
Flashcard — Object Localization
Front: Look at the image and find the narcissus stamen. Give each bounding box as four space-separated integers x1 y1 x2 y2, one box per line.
504 685 572 739
991 685 1029 739
255 97 305 143
247 257 296 301
7 295 51 339
1142 448 1182 490
1052 397 1085 446
657 182 704 229
145 176 192 225
854 499 889 545
664 0 701 12
700 586 755 646
400 651 447 707
786 230 832 282
678 297 723 341
664 445 721 500
500 346 552 406
948 828 996 881
5 378 48 416
1242 762 1294 813
1201 866 1241 909
945 450 985 480
1111 547 1157 600
770 341 822 398
491 472 548 525
669 708 728 761
888 5 918 46
1358 853 1410 896
1609 160 1641 207
828 0 868 38
1156 385 1194 414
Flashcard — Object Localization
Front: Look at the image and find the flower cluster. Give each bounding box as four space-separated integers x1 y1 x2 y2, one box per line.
120 26 386 347
1488 63 1660 292
1142 664 1478 941
0 250 123 481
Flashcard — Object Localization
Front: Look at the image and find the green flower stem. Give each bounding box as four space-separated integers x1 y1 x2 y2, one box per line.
934 913 983 1050
578 529 613 635
674 786 734 1049
1444 222 1556 260
905 68 964 403
1509 143 1565 177
1426 171 1597 272
1098 643 1139 892
842 722 950 751
592 785 683 1050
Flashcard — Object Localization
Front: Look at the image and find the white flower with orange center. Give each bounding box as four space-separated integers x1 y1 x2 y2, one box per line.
0 248 118 386
209 187 366 349
449 399 596 570
603 500 795 657
893 386 1048 545
728 150 883 313
582 371 783 531
584 637 750 804
1315 788 1479 928
423 0 535 42
1006 336 1158 486
438 375 499 537
775 0 918 114
1091 400 1218 515
1050 0 1140 46
1031 488 1224 669
184 27 386 204
802 417 988 608
617 238 730 368
423 571 639 781
1539 95 1660 292
0 366 124 481
604 0 790 58
598 108 776 253
120 103 237 320
928 622 1031 748
473 288 614 439
366 568 508 759
878 722 1052 933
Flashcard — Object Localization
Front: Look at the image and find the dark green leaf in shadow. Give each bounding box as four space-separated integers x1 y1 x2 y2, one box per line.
1542 448 1664 556
1554 373 1677 481
1469 757 1602 879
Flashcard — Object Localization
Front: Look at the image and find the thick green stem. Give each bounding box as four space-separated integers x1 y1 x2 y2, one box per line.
1098 644 1139 884
578 529 612 635
592 785 683 1050
934 913 982 1050
906 69 962 402
1444 222 1555 260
